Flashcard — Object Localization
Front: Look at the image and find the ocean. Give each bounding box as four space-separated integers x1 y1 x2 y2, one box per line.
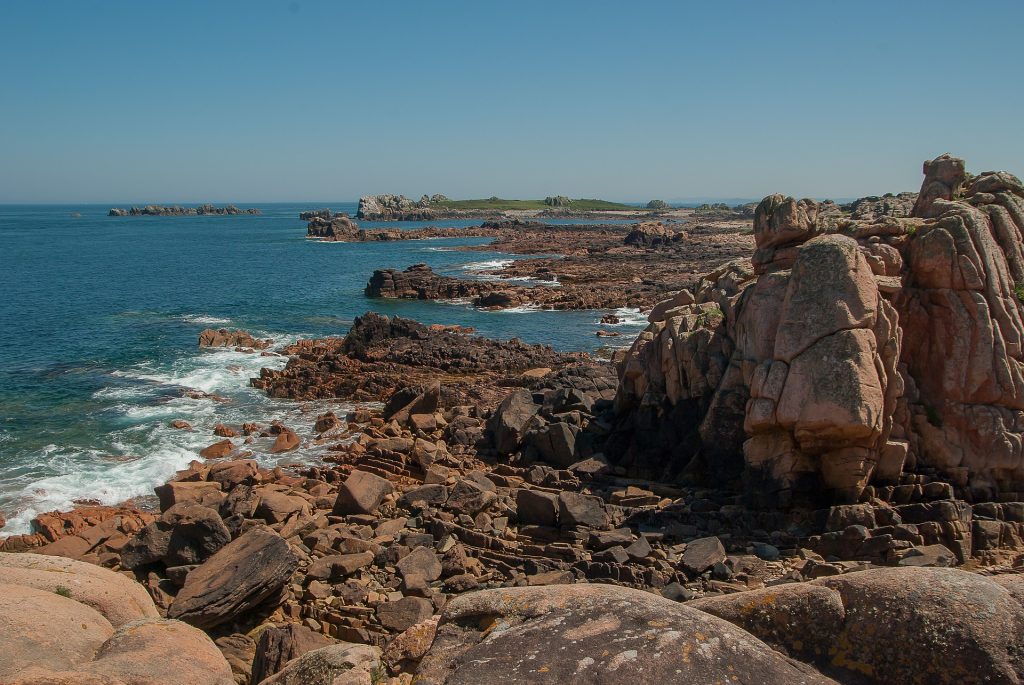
0 203 647 535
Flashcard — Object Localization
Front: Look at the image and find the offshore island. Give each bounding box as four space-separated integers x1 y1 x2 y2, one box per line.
6 154 1024 684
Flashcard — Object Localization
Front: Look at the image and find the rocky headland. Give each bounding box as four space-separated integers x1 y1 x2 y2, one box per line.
6 155 1024 684
108 204 261 216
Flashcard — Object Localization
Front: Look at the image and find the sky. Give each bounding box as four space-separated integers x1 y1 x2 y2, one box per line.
1 0 1022 204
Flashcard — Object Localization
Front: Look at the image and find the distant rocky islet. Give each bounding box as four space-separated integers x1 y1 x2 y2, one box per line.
108 203 261 216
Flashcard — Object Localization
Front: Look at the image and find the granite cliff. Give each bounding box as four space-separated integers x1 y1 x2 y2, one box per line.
611 154 1024 509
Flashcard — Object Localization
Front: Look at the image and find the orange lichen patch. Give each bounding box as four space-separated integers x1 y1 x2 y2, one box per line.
563 615 621 641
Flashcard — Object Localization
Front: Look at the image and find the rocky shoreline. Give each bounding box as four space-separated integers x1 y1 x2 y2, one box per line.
108 204 261 216
6 156 1024 684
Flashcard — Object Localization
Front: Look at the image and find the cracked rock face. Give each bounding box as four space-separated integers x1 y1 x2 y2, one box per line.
612 155 1024 506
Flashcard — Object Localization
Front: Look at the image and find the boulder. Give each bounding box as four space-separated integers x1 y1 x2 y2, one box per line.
121 503 231 569
270 428 300 453
200 439 235 459
516 488 559 527
396 546 442 583
490 390 540 455
0 583 114 678
154 480 225 511
414 584 836 684
259 643 381 685
376 596 434 632
333 469 394 516
557 491 610 530
251 623 335 685
0 552 158 627
693 567 1024 685
168 527 297 630
681 536 726 574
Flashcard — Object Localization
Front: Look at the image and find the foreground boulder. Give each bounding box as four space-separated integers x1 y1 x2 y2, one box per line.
691 567 1024 684
0 554 232 684
415 584 836 684
260 642 382 685
168 526 297 629
0 552 158 627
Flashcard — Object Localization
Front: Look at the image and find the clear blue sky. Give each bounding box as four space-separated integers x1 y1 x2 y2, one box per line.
1 0 1022 204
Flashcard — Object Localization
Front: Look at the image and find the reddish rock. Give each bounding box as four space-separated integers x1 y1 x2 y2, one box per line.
333 469 394 516
198 328 271 350
270 429 300 453
200 439 235 459
213 423 238 438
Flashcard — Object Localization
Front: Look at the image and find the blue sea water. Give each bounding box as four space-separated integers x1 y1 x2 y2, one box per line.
0 203 647 534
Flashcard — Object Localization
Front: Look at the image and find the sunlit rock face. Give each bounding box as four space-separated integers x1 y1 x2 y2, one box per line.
611 155 1024 507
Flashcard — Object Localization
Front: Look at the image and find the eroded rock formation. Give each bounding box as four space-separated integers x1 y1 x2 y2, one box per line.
612 155 1024 507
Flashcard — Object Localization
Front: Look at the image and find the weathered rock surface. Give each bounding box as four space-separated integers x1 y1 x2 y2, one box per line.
415 584 837 684
0 555 232 685
612 155 1024 507
199 328 272 350
0 552 158 627
693 567 1024 685
259 642 381 685
168 526 297 629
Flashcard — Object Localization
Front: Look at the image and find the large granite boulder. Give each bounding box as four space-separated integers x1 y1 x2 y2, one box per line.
168 526 297 629
0 556 232 685
0 552 158 628
691 567 1024 685
414 584 837 684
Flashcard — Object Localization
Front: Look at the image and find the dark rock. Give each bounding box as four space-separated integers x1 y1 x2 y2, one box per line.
681 536 726 575
251 623 335 685
377 596 434 633
515 489 559 527
558 491 610 530
168 527 297 630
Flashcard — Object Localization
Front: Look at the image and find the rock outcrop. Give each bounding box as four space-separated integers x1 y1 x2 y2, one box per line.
198 328 273 350
357 194 437 221
623 221 686 247
306 214 360 241
612 155 1024 508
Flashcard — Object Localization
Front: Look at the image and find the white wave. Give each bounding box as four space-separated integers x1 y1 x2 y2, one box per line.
179 314 232 325
481 303 544 314
600 307 650 326
462 259 513 272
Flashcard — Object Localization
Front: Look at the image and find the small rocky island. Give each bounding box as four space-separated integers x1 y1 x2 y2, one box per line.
108 204 261 216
